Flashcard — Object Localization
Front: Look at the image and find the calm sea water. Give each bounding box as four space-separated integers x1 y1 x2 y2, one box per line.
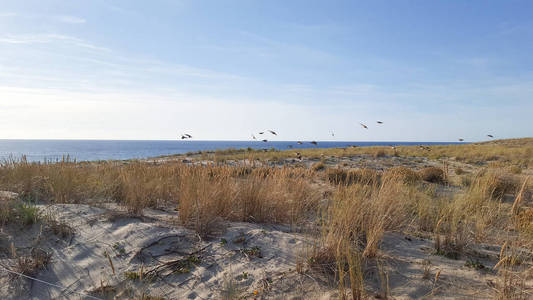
0 140 462 162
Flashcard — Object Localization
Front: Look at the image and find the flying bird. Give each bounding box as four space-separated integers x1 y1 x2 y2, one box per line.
331 132 335 137
310 141 318 145
359 123 368 129
297 141 303 145
377 121 383 124
252 134 256 140
259 132 264 135
268 130 277 135
487 134 494 138
458 138 464 142
261 139 268 142
180 134 192 139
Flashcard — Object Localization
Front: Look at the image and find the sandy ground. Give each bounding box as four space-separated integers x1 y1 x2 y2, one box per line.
0 201 512 300
1 204 330 299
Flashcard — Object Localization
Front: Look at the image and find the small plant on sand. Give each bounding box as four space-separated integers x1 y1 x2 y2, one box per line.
4 201 41 226
241 246 262 258
113 242 127 256
13 248 51 277
42 213 75 239
124 271 141 280
464 258 485 270
221 274 243 300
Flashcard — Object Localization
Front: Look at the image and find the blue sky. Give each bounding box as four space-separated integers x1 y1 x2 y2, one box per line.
0 0 532 141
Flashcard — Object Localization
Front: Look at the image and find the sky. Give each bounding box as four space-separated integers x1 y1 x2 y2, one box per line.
0 0 532 141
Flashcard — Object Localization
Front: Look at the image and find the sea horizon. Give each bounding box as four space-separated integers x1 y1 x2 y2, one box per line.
0 139 464 162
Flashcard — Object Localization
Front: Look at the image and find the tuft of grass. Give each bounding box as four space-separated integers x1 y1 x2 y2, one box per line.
418 167 446 183
508 165 522 174
178 166 319 237
1 199 41 226
455 167 466 175
111 162 177 215
383 166 420 185
373 148 387 158
326 168 380 186
313 172 414 265
311 161 326 171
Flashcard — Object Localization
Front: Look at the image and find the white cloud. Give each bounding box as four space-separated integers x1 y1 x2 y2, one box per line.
0 33 110 52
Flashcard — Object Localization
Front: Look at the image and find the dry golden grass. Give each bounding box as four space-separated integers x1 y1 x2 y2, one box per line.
326 168 380 186
382 166 420 185
177 166 319 237
312 170 415 269
418 167 446 183
0 138 531 298
173 137 533 167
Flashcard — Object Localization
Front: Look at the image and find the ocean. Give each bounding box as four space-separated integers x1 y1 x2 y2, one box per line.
0 140 462 162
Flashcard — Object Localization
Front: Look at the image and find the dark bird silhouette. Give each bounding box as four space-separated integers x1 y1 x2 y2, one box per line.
487 134 494 138
331 132 335 137
184 134 192 138
458 138 464 142
252 134 256 140
268 130 277 135
377 121 383 124
297 141 303 145
259 132 264 135
359 123 368 129
310 141 318 145
296 152 302 160
261 139 268 142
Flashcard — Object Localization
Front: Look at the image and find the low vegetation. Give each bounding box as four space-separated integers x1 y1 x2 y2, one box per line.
0 138 531 298
167 138 533 167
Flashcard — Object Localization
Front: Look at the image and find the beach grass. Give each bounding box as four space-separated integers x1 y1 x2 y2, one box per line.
0 137 532 298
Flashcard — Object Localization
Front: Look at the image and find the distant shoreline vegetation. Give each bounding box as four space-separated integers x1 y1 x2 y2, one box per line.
0 140 468 163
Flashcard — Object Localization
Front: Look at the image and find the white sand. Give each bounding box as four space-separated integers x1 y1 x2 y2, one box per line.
0 193 529 299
